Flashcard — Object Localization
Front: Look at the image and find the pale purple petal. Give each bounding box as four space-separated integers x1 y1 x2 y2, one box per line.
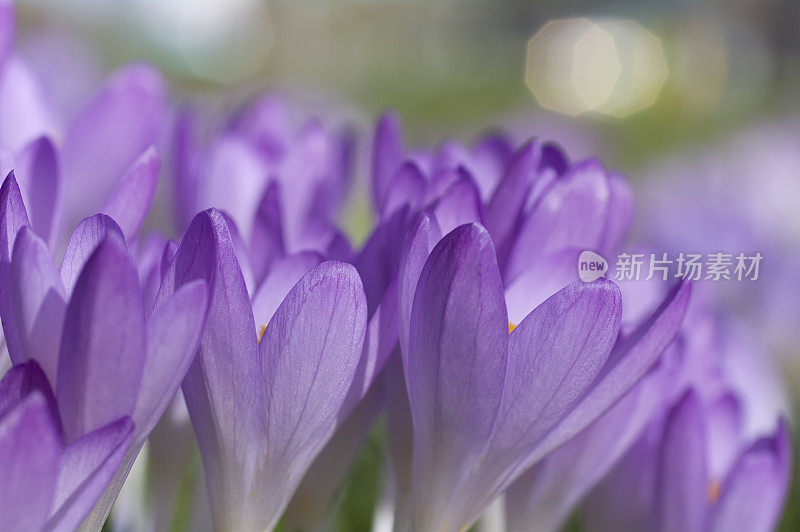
14 136 59 247
599 171 633 253
429 171 484 234
0 171 29 262
506 159 611 283
655 391 708 532
0 360 59 424
7 226 66 386
709 420 791 532
505 355 676 532
372 111 404 209
0 392 60 532
46 417 134 531
485 141 540 265
57 233 146 441
397 212 441 360
0 55 58 153
249 180 285 285
0 173 30 359
101 146 160 240
526 281 692 465
406 223 508 530
251 251 322 332
380 161 426 219
133 280 207 442
156 209 260 527
249 261 367 529
60 64 166 233
354 207 409 313
59 213 124 295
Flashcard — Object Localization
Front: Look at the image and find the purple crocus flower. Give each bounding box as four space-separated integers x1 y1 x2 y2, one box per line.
389 219 690 531
0 360 133 532
0 174 208 528
156 208 381 530
172 94 354 287
0 3 166 247
584 295 792 532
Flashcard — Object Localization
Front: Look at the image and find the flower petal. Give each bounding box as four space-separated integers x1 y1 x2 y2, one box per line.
505 354 676 532
56 232 146 442
380 161 426 220
46 416 134 531
250 261 368 529
0 392 61 532
0 360 59 428
372 111 404 209
527 281 691 465
0 55 58 153
101 146 160 240
406 223 508 529
155 209 260 528
0 172 30 359
14 136 59 247
133 280 207 443
506 159 611 283
59 213 124 295
655 391 708 532
429 170 484 235
251 251 322 332
60 64 166 233
249 180 285 285
709 420 791 532
7 226 66 386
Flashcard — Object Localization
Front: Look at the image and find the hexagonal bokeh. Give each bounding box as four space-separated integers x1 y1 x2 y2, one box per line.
525 18 667 117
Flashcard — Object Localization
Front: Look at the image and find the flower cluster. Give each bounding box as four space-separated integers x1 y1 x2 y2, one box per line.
0 3 792 531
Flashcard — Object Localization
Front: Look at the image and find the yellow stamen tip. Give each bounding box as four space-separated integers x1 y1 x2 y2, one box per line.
707 480 721 502
258 324 268 343
508 323 517 333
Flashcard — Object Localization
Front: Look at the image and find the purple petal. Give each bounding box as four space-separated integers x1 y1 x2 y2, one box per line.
14 136 59 247
7 226 66 386
0 359 59 425
709 419 791 532
0 392 61 532
599 171 633 254
527 281 692 465
248 261 367 529
471 132 515 200
429 170 484 234
227 93 292 158
46 416 134 531
706 393 742 481
60 64 166 233
195 135 267 239
506 159 611 283
172 107 199 230
380 161 426 219
372 111 404 209
0 171 30 262
59 213 124 295
0 173 30 359
251 251 322 333
397 212 441 360
155 209 260 527
57 233 146 442
284 386 382 530
485 141 540 264
471 280 622 519
355 205 410 314
406 223 508 529
101 146 160 240
655 391 708 532
0 55 58 153
133 280 207 442
249 180 285 285
505 355 676 532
